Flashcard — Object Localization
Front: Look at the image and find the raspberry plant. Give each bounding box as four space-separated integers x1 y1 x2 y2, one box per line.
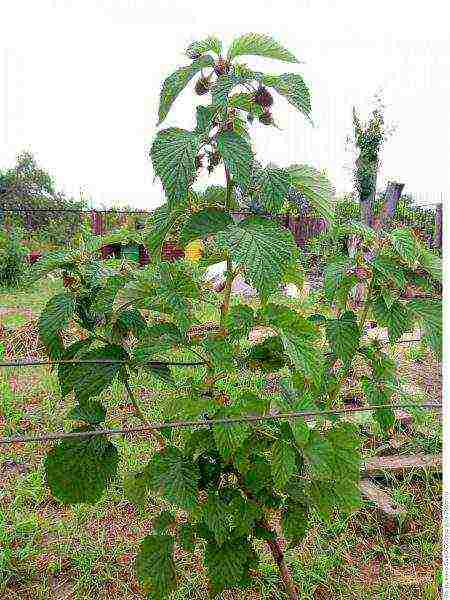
30 33 442 599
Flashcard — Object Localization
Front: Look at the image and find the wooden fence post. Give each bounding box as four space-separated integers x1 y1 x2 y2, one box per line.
381 181 405 227
91 210 108 259
434 203 442 251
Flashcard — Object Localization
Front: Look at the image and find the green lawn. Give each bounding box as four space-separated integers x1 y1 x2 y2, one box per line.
0 279 442 599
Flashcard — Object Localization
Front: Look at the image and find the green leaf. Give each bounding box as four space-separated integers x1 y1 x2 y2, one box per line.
227 33 298 63
179 208 233 246
59 344 128 401
223 305 255 340
246 335 287 372
144 204 186 257
389 228 420 267
213 412 250 459
178 523 197 552
271 439 297 488
325 311 360 363
323 257 353 303
372 256 407 288
113 309 147 339
157 55 214 124
281 334 323 386
420 247 442 283
145 446 199 510
282 501 309 547
45 434 118 504
186 36 222 58
194 105 218 135
287 164 335 223
290 417 310 447
204 538 255 596
93 275 126 314
230 495 262 536
407 299 442 357
152 510 176 534
254 164 292 212
38 293 76 359
151 128 201 206
304 431 335 480
216 131 253 190
201 493 230 545
372 297 411 342
68 399 106 424
361 377 394 433
26 249 80 284
215 217 297 296
135 534 177 599
267 73 311 121
123 471 149 507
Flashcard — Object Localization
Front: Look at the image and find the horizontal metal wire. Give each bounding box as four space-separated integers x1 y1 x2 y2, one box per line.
0 359 206 368
0 207 152 214
0 402 440 446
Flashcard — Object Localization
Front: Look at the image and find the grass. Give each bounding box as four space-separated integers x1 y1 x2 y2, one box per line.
0 278 442 599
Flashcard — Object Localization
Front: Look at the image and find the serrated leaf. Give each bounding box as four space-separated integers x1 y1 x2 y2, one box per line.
195 105 218 135
215 217 296 296
304 431 335 480
254 164 292 212
26 249 80 284
216 131 253 190
287 164 335 223
267 73 311 121
145 446 199 510
38 293 76 359
135 534 177 599
152 510 176 534
271 439 297 488
281 334 323 386
223 305 255 340
213 412 250 459
246 335 286 372
290 417 310 447
123 471 149 507
325 311 360 363
230 495 262 536
204 538 254 596
227 33 298 63
93 275 126 314
68 399 106 424
144 204 186 257
372 296 411 342
282 501 309 547
186 36 222 58
201 493 230 545
389 228 420 267
372 256 407 288
362 377 394 433
45 434 118 504
420 247 442 283
151 128 201 206
179 208 233 246
113 308 147 339
158 55 214 124
59 344 128 401
407 299 442 357
178 523 197 552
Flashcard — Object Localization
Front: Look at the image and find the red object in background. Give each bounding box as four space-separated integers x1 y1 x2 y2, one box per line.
27 251 42 264
162 242 184 261
139 245 150 266
91 210 104 236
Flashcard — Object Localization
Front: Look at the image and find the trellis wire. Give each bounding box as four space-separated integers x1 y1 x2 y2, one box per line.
0 402 440 446
0 337 425 370
0 359 206 368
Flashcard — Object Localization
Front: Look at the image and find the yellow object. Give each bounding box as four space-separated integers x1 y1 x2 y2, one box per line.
185 239 204 261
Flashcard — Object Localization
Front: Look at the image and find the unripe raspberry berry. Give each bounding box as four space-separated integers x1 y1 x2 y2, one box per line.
254 85 273 107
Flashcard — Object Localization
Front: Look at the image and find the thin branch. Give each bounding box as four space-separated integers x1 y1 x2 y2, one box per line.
0 402 439 446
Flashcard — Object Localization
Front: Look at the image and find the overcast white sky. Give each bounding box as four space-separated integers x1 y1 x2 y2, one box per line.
1 0 449 209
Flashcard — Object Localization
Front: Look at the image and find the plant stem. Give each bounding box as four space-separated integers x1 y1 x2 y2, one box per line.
220 166 237 326
265 531 299 600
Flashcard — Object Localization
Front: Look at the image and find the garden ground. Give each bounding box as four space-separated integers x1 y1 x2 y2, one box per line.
0 278 442 599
